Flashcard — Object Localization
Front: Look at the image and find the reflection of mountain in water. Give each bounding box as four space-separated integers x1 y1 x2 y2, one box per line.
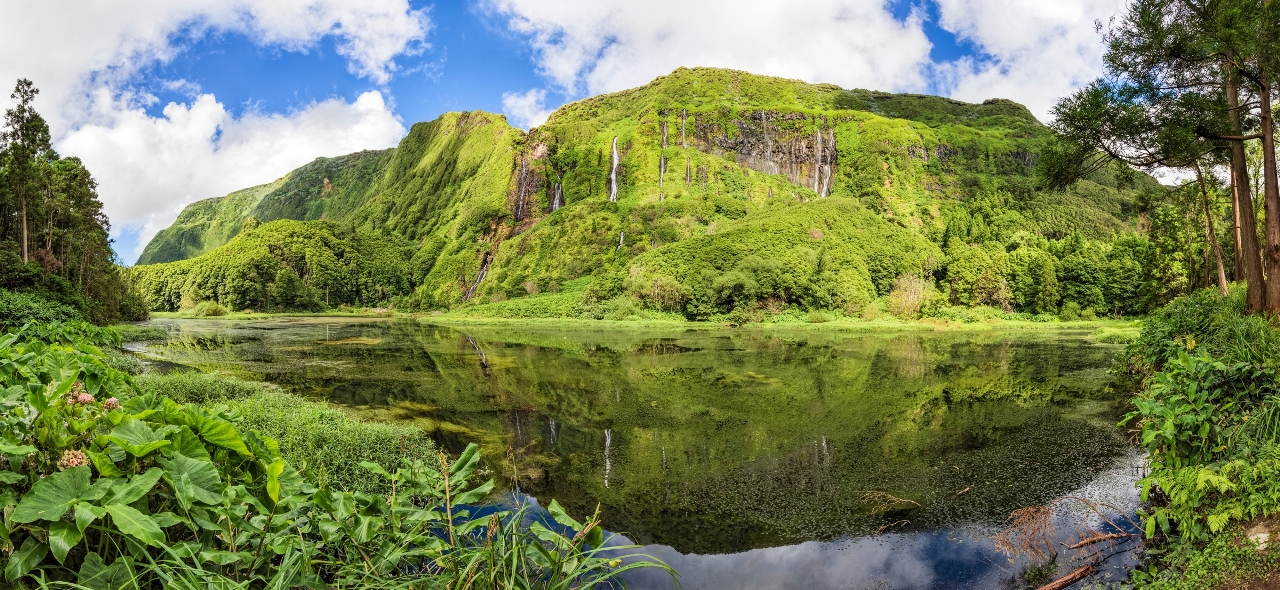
141 319 1130 558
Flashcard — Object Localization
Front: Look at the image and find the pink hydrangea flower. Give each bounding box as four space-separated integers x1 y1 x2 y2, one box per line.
103 398 120 411
67 392 95 406
57 450 88 471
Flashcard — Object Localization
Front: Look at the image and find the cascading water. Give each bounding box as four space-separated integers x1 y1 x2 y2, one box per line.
659 154 666 187
603 428 613 488
608 137 619 202
463 253 491 301
551 182 563 211
618 231 625 249
548 418 558 445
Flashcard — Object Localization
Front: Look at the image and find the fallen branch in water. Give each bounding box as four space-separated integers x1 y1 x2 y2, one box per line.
1036 564 1093 590
1065 532 1131 550
875 520 910 535
858 491 920 513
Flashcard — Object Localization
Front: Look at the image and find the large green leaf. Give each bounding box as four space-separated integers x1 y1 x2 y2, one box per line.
453 479 496 506
101 468 163 505
75 502 107 533
545 499 583 531
186 409 249 455
77 553 133 590
12 465 91 523
160 453 222 508
86 449 124 477
266 458 285 503
0 441 36 456
4 537 47 581
49 520 84 564
104 420 173 457
171 427 211 461
104 504 165 546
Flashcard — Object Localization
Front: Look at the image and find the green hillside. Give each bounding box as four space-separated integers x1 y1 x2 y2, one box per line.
134 67 1172 318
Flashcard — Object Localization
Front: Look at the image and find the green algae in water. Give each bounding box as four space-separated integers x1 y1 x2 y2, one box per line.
139 318 1130 556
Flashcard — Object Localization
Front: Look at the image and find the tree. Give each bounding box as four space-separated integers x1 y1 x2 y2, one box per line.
1 79 51 263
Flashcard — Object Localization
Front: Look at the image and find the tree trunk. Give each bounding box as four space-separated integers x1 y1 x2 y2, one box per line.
1233 178 1245 280
1258 79 1280 315
1197 162 1230 296
1227 65 1267 311
20 193 28 263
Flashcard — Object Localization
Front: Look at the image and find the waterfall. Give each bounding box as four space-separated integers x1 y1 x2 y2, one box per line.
608 137 619 202
548 418 558 445
551 182 563 211
661 445 668 473
659 154 666 187
618 231 625 249
463 253 491 301
685 159 691 186
680 110 687 148
603 429 613 488
661 120 669 149
813 127 823 193
659 193 664 202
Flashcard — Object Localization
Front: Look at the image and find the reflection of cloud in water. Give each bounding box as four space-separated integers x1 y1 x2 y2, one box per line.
618 533 983 590
618 450 1147 590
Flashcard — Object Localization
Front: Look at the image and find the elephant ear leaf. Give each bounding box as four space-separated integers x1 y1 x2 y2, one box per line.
186 409 249 456
160 453 222 508
104 504 165 547
12 466 91 523
49 521 84 564
105 420 172 457
546 499 583 531
77 553 133 590
4 537 48 581
101 468 163 506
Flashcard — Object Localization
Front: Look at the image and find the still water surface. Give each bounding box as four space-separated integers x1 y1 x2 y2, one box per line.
134 318 1142 589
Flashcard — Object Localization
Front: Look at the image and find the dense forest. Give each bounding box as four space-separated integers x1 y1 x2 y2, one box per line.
132 68 1234 322
0 79 145 327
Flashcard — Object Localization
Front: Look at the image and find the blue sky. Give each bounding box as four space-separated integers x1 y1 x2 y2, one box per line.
138 0 983 130
1 0 1123 263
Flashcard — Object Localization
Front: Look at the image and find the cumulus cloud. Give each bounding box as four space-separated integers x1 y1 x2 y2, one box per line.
61 91 405 262
0 0 429 259
502 89 553 129
482 0 934 97
485 0 1125 122
929 0 1126 120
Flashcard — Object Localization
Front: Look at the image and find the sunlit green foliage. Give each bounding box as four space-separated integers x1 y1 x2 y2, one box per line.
131 220 417 312
136 68 1173 319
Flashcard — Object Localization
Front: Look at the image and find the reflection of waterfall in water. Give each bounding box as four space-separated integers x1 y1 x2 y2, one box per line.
604 429 613 488
465 336 489 369
609 137 619 202
548 418 558 445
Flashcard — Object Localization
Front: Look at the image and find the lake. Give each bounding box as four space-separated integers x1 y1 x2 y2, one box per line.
132 318 1143 589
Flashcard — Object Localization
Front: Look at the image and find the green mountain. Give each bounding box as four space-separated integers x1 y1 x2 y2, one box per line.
133 67 1161 317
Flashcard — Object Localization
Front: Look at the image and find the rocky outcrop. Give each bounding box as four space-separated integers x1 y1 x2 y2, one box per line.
687 110 841 197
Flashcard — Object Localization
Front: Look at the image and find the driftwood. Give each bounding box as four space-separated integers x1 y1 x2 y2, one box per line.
1037 565 1094 590
1065 532 1131 550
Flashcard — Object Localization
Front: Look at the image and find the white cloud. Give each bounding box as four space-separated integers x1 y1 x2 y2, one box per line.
501 89 553 129
0 0 429 259
931 0 1126 120
485 0 1125 123
60 91 405 262
482 0 934 97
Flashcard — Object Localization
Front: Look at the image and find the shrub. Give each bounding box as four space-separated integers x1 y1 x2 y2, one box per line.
111 324 170 342
807 310 833 323
101 349 145 375
1060 300 1082 321
5 321 119 347
0 289 81 330
225 390 436 495
886 274 930 319
192 300 229 316
133 371 264 405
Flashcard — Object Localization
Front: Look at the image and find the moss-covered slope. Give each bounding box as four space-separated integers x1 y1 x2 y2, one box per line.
135 67 1157 316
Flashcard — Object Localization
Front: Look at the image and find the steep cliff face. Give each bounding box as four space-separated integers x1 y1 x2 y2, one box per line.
136 67 1147 313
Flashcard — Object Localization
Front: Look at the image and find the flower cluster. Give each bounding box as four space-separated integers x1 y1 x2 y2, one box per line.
67 392 95 406
57 450 88 471
103 397 119 411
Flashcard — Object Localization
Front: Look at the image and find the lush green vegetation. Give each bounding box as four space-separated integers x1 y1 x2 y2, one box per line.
132 68 1208 323
0 324 670 587
0 80 148 326
131 220 418 312
1115 287 1280 584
